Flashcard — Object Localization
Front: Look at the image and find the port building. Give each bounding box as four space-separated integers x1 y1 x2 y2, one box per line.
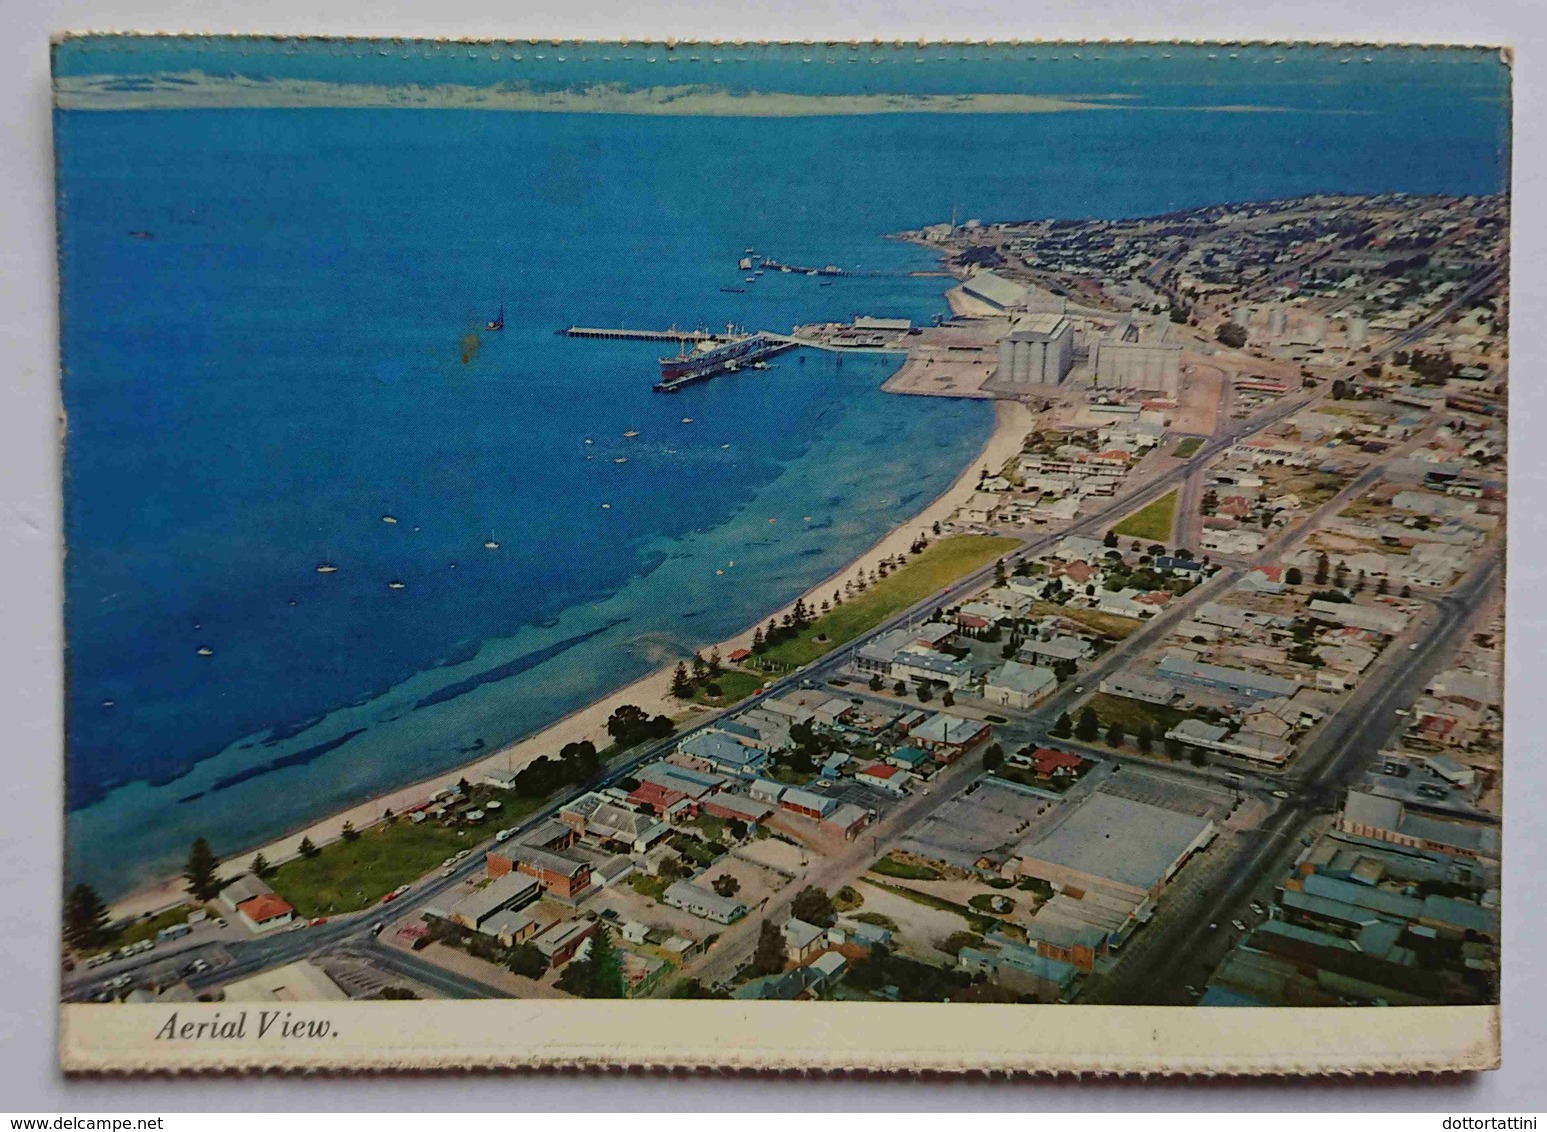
962 270 1029 311
995 313 1074 387
1087 315 1182 395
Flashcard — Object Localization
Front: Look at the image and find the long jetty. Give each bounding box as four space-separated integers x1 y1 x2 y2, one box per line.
562 326 721 343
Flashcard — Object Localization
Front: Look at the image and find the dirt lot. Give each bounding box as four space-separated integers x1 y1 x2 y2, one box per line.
853 880 968 965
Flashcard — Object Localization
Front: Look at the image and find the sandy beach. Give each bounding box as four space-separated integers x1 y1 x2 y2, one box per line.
108 396 1034 920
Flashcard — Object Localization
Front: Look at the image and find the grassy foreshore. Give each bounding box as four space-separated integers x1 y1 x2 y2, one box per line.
758 534 1018 668
104 397 1035 925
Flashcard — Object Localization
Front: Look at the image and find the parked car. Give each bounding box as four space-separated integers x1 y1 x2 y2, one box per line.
308 917 328 927
440 868 454 879
1231 919 1247 931
393 884 411 897
1271 789 1290 799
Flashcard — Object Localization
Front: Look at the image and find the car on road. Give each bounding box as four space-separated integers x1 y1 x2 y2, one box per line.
1231 919 1247 931
920 787 932 795
371 922 384 936
440 867 455 879
379 891 399 904
1249 902 1264 915
1208 923 1218 930
393 883 411 897
849 697 865 705
1271 789 1289 799
1394 708 1410 717
1073 685 1085 694
495 829 514 843
441 857 456 867
191 959 209 973
454 850 470 861
1408 642 1420 650
308 917 328 927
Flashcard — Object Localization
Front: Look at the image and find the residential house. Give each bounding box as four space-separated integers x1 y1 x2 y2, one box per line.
663 880 748 925
782 918 826 962
855 763 911 796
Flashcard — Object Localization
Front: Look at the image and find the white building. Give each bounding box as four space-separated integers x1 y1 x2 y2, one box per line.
996 313 1074 387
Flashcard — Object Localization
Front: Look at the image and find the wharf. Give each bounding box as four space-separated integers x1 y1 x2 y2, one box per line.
562 326 722 343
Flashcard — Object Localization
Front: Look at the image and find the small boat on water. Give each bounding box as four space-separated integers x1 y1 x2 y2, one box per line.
745 277 755 283
751 361 771 370
601 503 611 509
623 429 640 438
721 443 731 449
382 515 397 524
614 457 628 464
584 438 594 445
484 532 500 550
681 417 694 423
196 646 213 657
388 581 406 590
316 563 339 574
485 304 505 332
721 286 746 294
102 700 116 708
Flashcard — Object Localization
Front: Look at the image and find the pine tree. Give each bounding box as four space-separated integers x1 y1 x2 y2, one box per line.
341 820 359 841
1050 711 1074 738
250 852 270 878
1075 706 1100 742
183 837 221 902
692 652 708 680
832 590 842 606
752 626 765 652
298 835 319 859
751 920 787 976
707 647 722 674
1136 723 1153 755
63 882 110 952
1106 721 1126 748
671 661 693 699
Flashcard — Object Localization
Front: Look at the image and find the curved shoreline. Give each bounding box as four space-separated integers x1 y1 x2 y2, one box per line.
106 394 1029 920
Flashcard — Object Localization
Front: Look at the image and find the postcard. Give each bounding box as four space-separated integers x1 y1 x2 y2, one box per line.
54 35 1507 1075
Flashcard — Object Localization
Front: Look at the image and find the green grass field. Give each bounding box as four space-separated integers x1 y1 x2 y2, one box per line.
689 667 766 707
266 794 545 917
1112 490 1179 543
1084 691 1193 741
1172 437 1205 459
760 534 1019 668
1023 600 1142 640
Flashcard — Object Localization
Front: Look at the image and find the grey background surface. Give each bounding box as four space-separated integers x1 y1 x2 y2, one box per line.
3 0 1542 1111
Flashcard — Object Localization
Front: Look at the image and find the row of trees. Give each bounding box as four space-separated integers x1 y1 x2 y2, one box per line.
671 649 724 700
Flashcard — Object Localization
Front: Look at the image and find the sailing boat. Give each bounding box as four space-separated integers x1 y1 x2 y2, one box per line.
484 531 500 550
485 304 505 332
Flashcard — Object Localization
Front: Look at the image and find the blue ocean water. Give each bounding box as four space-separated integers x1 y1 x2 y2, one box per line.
54 44 1510 897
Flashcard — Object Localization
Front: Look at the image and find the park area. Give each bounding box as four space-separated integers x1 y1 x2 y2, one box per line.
1112 490 1179 542
759 534 1018 668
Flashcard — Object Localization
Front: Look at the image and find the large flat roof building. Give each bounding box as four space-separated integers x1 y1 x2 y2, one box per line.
1013 789 1217 902
962 270 1028 311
